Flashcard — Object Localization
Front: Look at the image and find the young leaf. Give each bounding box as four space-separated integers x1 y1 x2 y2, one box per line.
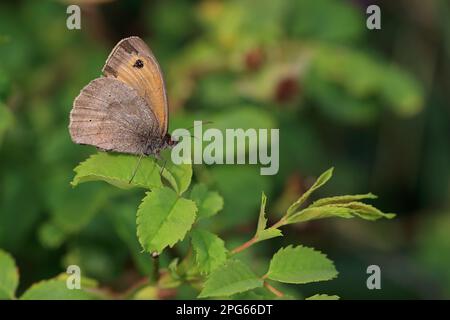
191 229 228 274
161 158 192 195
255 228 283 242
286 206 354 224
266 245 338 284
71 152 162 190
337 202 396 220
0 249 19 299
21 279 101 300
254 193 282 242
198 260 263 298
256 192 268 235
286 168 334 216
137 187 197 254
309 193 377 208
190 184 224 219
286 202 395 224
306 294 340 300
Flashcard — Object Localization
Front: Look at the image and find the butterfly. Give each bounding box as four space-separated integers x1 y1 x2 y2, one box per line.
69 36 177 160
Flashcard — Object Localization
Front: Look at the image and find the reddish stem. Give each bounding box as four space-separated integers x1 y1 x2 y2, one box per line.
263 281 284 298
231 237 257 255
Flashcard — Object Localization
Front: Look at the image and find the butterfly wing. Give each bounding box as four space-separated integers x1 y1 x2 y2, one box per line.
102 36 168 136
69 77 159 155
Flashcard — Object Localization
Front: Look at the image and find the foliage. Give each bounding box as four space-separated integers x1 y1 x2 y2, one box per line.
1 154 394 299
1 0 448 300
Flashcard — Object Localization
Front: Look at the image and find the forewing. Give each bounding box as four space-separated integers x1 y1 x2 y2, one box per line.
69 77 159 155
102 36 168 135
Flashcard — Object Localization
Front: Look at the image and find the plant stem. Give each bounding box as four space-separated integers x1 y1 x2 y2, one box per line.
230 237 257 255
151 253 160 283
263 281 284 298
230 216 288 255
271 216 287 229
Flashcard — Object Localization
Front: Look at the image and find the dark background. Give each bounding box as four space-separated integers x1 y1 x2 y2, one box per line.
0 0 449 299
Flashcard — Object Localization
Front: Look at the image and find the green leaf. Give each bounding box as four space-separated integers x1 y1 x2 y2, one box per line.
190 184 224 219
266 245 338 284
20 278 101 300
286 202 395 224
0 249 19 299
287 168 334 215
137 187 197 254
71 152 162 190
161 155 192 195
191 229 228 274
306 294 340 300
199 260 263 298
309 193 377 207
256 192 268 234
255 228 283 242
254 192 282 242
286 206 353 224
337 202 396 221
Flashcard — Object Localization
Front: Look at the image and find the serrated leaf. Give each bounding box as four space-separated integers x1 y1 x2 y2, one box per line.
20 278 101 300
190 184 223 219
191 229 228 274
266 245 338 284
253 193 282 242
286 206 354 224
286 202 395 224
71 152 162 190
137 187 197 254
306 294 340 300
309 193 377 207
337 202 396 221
0 249 19 299
161 156 192 195
287 168 333 215
199 260 263 298
256 192 268 234
255 227 283 242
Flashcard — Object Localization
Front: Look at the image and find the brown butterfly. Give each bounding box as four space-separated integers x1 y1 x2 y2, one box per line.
69 36 177 159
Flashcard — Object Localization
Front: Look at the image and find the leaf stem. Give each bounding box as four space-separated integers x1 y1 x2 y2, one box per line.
271 216 287 229
151 253 160 283
230 237 257 255
231 216 288 255
263 281 284 298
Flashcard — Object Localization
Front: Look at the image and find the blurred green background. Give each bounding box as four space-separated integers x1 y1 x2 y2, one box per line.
1 0 449 299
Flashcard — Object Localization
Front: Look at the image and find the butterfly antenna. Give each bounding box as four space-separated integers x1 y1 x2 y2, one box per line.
174 134 200 141
185 120 213 131
129 152 145 184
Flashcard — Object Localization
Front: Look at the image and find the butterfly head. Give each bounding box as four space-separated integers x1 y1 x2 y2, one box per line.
164 133 178 147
